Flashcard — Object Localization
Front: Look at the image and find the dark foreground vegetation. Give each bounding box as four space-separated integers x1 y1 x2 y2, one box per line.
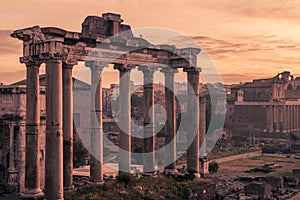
65 174 210 200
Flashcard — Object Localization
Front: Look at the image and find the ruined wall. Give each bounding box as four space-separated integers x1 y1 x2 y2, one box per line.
230 105 267 132
243 87 272 101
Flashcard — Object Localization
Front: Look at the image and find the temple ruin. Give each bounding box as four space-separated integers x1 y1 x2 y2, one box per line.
10 13 204 199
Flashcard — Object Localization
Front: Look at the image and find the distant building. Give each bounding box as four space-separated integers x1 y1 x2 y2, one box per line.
226 71 300 134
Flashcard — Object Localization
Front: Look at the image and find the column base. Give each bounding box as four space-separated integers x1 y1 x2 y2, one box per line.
164 169 178 175
118 171 131 175
187 169 201 179
21 189 44 200
7 168 18 192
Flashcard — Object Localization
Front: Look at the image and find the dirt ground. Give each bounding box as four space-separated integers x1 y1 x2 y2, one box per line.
217 154 300 179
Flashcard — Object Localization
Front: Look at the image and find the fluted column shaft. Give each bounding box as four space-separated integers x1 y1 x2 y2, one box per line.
63 64 74 188
89 65 104 182
185 68 200 174
22 62 44 199
45 59 63 200
161 68 177 171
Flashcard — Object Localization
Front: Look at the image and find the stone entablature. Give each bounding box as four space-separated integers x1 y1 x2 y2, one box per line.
11 13 199 69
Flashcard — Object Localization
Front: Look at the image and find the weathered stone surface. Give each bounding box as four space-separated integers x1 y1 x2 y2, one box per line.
63 64 74 189
184 67 201 174
244 182 272 200
81 13 133 39
187 183 216 200
45 60 63 200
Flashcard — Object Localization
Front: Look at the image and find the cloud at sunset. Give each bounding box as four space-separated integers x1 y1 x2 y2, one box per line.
0 0 299 85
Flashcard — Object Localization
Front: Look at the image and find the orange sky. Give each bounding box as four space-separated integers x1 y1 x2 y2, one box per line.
1 0 300 86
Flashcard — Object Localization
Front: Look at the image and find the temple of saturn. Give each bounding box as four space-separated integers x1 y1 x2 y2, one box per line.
11 13 205 199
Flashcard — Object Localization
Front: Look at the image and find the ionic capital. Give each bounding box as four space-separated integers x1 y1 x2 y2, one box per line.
113 64 135 72
23 59 43 68
85 60 108 71
63 59 78 69
183 67 201 74
138 65 158 76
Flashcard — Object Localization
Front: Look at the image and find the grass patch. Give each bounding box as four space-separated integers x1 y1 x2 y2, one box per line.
65 176 209 200
208 148 258 160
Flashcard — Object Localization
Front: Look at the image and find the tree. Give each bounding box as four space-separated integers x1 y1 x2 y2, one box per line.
208 161 219 175
73 140 89 167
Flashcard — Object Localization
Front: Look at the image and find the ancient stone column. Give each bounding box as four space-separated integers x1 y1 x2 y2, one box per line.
290 105 293 131
296 106 299 131
293 105 297 131
283 105 287 133
114 64 132 174
199 95 207 158
298 105 300 131
161 67 177 172
87 62 104 182
274 105 278 132
286 105 290 132
63 62 75 189
7 123 17 188
21 62 44 199
269 105 274 132
264 106 269 132
45 59 63 200
18 123 26 193
296 105 300 131
294 105 298 131
139 66 157 173
184 67 200 175
290 105 294 131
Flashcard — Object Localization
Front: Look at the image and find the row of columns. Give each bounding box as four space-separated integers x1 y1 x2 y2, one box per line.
266 104 300 133
286 105 300 132
86 63 202 175
22 59 75 199
21 59 203 199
